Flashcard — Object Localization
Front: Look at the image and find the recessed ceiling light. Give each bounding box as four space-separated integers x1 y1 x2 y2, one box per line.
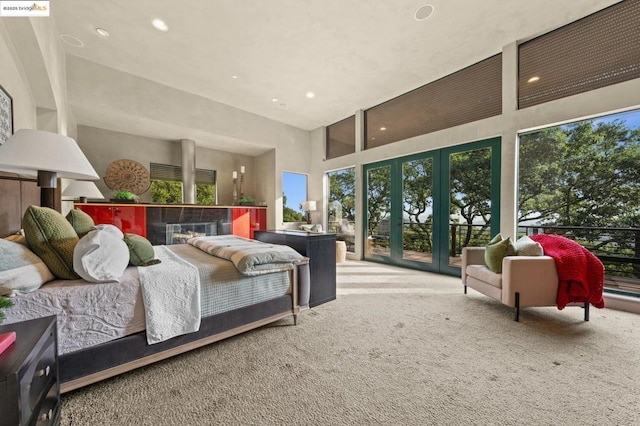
272 98 278 102
152 18 169 32
278 102 288 109
231 75 239 79
96 28 110 37
414 4 435 21
380 127 387 131
528 76 540 83
60 33 84 47
306 92 315 99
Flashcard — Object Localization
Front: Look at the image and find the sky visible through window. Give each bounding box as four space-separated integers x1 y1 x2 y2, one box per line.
283 171 307 213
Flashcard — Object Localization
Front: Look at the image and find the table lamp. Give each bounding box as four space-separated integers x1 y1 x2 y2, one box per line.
0 129 99 209
62 180 105 203
301 200 317 224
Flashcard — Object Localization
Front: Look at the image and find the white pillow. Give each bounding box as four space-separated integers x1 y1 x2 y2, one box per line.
0 238 55 295
93 224 124 239
514 235 544 256
73 228 129 283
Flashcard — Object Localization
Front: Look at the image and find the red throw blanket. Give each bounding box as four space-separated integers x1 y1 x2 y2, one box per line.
530 234 605 310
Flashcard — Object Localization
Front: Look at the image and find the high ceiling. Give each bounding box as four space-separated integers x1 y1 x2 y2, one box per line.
51 0 621 153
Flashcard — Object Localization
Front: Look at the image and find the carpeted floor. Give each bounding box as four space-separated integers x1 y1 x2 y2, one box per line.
61 260 640 425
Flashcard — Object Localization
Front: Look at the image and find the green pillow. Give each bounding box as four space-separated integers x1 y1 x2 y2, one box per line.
23 205 80 279
484 234 516 273
66 208 95 238
123 233 161 267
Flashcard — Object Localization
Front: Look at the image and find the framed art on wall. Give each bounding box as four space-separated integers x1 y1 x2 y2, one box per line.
0 84 13 145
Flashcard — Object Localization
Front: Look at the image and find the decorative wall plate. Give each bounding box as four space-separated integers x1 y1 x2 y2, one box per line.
103 159 150 195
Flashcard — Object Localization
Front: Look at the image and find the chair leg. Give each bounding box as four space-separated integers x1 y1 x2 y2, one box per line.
584 302 590 321
514 292 520 322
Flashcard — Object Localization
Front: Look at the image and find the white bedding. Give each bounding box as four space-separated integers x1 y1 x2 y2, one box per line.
2 267 145 354
138 245 200 344
2 244 292 354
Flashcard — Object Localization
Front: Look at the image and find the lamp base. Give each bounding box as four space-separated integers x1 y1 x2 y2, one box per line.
79 196 88 203
40 187 55 209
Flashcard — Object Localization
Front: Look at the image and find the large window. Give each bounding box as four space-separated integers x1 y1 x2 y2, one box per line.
518 109 640 293
150 163 216 205
282 171 307 222
328 168 355 252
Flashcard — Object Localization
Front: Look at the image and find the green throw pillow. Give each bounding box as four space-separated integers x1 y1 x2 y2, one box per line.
484 234 516 273
23 205 80 279
66 208 95 238
123 233 161 267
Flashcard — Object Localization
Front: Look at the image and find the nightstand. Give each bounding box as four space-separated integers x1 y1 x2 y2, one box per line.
0 316 60 426
254 230 337 307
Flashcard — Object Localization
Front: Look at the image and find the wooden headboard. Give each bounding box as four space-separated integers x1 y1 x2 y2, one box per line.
0 172 40 236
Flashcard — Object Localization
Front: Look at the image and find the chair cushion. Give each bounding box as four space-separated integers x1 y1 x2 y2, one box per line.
466 264 502 288
485 234 516 273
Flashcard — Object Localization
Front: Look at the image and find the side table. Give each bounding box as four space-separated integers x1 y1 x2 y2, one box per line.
0 316 60 426
254 230 336 307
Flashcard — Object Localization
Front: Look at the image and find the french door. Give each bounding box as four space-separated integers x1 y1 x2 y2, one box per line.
363 138 500 275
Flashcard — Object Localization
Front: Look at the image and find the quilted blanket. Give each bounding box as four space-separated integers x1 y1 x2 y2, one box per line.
138 245 201 344
530 234 605 310
188 235 305 276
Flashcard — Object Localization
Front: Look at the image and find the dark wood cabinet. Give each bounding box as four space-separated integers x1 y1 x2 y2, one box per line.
0 316 60 426
254 230 336 307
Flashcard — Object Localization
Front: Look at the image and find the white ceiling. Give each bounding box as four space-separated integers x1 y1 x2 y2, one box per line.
52 0 621 153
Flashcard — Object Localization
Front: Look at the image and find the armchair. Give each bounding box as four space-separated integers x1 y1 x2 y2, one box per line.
461 247 589 321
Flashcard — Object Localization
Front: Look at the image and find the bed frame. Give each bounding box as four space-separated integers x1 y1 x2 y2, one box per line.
0 173 310 393
60 262 309 393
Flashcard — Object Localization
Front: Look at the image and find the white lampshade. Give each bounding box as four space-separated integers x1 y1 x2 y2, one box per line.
0 129 98 208
301 200 317 212
62 180 105 201
0 129 98 180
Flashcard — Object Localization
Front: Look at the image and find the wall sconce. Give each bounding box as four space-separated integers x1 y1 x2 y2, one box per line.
301 200 317 224
0 129 99 209
62 180 105 203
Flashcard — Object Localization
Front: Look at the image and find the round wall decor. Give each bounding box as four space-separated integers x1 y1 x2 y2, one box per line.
103 159 150 195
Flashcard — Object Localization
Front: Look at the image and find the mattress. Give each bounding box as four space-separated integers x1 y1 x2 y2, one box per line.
2 244 291 354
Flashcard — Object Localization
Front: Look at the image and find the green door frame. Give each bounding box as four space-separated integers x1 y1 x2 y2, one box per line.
439 137 501 276
362 137 501 276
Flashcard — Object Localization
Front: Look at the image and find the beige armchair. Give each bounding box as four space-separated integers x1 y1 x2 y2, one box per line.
461 247 589 321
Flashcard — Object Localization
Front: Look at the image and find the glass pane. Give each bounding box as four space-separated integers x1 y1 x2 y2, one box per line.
449 147 493 267
366 165 391 257
518 108 640 293
402 158 433 263
328 168 356 252
282 172 307 222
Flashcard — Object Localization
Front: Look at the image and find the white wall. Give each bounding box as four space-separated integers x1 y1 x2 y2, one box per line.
76 125 258 206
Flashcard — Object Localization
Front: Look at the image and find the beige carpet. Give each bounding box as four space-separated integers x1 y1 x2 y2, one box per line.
61 260 640 426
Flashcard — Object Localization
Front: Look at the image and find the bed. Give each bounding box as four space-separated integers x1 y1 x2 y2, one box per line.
0 173 310 393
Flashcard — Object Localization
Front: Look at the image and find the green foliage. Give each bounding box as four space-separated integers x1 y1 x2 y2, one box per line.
113 190 138 201
519 119 640 228
328 168 356 222
0 296 13 323
519 118 640 278
196 183 215 205
151 180 217 205
151 180 183 204
366 165 391 235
